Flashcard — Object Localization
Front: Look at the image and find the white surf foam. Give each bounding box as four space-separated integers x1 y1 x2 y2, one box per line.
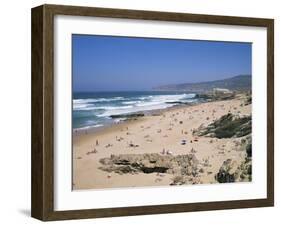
74 93 197 117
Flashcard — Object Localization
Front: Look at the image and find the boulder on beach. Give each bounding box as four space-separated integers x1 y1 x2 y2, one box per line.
215 159 237 183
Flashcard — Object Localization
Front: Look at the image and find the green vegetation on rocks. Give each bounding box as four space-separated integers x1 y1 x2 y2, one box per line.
194 113 251 139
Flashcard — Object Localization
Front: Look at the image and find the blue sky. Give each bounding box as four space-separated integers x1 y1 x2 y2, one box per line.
72 34 251 92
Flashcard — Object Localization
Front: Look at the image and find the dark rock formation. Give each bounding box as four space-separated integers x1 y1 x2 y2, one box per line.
245 136 252 157
193 113 251 139
110 113 145 119
215 159 236 183
215 157 252 183
196 92 235 101
235 158 252 182
244 93 252 105
99 153 201 181
165 101 191 105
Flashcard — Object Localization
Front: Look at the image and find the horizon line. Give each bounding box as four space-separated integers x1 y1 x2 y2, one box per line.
73 74 251 93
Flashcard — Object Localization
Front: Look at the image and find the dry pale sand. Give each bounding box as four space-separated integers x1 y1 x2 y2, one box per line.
73 95 251 190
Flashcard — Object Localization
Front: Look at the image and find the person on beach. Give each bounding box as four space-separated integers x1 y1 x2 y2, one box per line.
96 140 99 146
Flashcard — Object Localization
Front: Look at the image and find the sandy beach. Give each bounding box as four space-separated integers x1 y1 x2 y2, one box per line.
73 94 251 190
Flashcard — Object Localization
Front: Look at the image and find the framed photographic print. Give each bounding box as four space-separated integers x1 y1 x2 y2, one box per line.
31 4 274 221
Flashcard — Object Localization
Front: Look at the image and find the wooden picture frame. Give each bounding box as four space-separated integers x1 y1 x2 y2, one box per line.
31 4 274 221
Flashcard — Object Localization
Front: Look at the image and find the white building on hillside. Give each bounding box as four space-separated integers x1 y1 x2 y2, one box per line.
213 88 233 94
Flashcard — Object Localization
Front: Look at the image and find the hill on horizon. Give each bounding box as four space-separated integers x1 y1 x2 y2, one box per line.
153 75 251 92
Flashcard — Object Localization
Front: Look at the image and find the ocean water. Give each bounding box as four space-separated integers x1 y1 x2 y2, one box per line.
73 91 198 130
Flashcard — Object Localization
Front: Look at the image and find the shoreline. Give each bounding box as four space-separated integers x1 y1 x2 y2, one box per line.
73 100 206 137
73 94 251 190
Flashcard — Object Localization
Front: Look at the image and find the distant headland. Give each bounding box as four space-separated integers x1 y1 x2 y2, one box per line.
153 75 251 92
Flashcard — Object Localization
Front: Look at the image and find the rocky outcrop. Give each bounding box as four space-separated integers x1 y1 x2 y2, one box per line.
241 135 252 158
99 153 204 185
193 113 251 139
215 157 252 183
244 93 252 105
235 158 252 182
100 153 199 174
215 133 252 183
110 113 145 119
246 142 252 157
215 159 237 183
